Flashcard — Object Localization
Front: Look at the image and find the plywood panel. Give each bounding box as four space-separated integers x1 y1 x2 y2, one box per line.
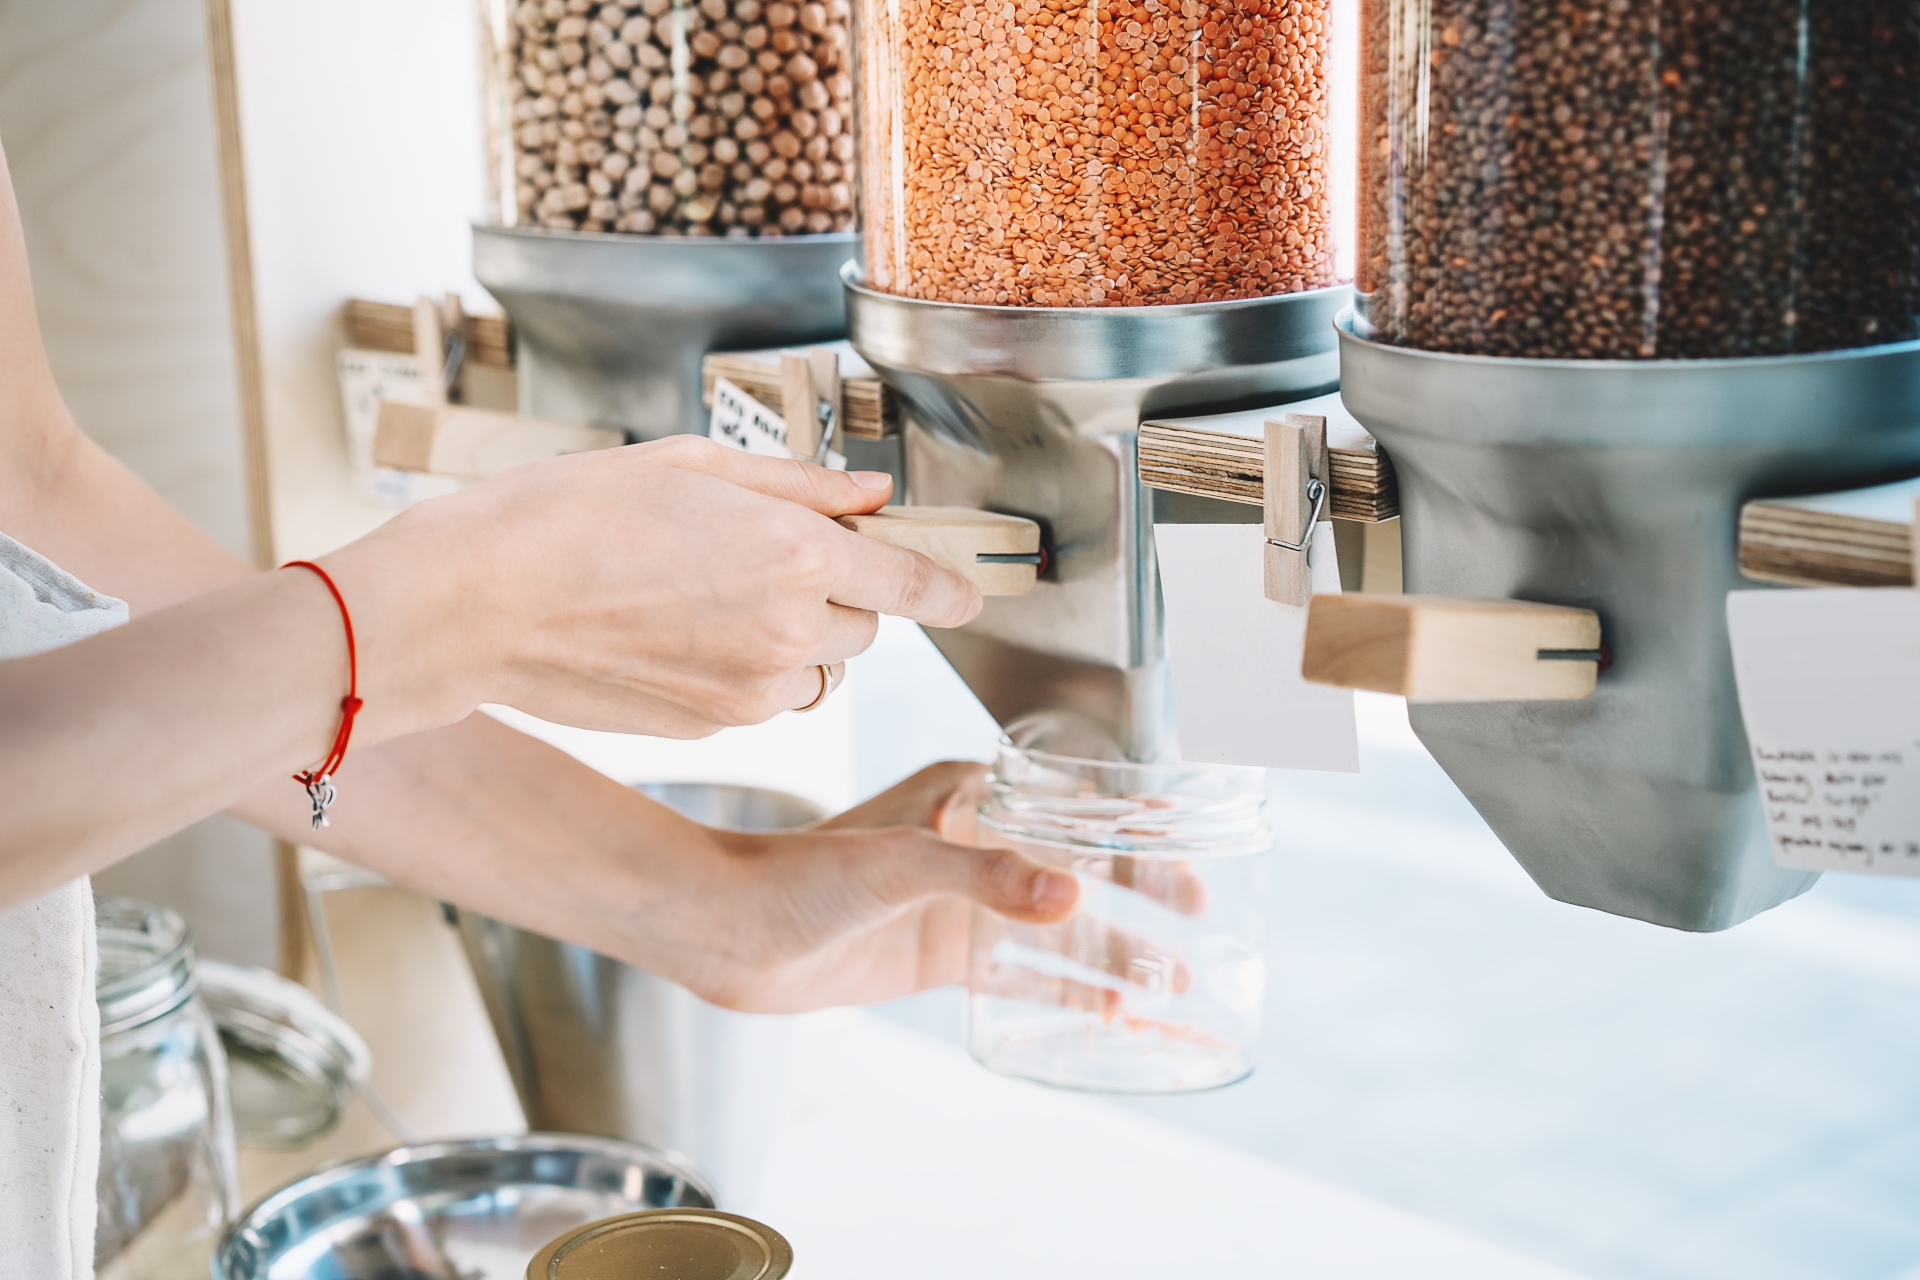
0 0 277 966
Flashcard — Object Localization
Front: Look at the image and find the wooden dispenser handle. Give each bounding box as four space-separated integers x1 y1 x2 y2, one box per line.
1302 594 1603 702
373 402 624 479
375 404 1039 596
836 507 1042 596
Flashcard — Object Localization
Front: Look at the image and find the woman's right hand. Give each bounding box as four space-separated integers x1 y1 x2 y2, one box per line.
321 435 980 741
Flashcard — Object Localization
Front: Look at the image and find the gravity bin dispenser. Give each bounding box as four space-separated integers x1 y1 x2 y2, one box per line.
848 0 1345 759
1339 2 1920 930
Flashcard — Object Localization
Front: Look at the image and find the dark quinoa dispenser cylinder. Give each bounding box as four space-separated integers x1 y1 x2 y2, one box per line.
1337 1 1920 930
1356 1 1920 359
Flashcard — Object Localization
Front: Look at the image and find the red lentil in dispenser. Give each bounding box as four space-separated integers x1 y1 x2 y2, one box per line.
856 0 1336 306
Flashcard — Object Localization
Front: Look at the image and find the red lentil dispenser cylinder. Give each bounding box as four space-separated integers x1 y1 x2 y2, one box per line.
856 0 1337 306
1357 0 1920 359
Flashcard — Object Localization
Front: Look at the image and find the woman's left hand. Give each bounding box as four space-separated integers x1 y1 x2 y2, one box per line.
630 761 1080 1013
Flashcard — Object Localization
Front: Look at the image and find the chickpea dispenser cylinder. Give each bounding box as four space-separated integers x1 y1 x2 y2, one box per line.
1336 0 1920 930
848 0 1347 759
476 0 863 438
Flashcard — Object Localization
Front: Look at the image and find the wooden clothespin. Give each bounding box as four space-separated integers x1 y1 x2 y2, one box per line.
412 293 468 405
781 345 843 463
1263 412 1329 606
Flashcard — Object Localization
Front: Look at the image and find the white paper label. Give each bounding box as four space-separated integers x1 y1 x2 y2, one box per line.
335 348 463 508
708 375 848 468
1154 522 1358 772
1728 588 1920 877
709 375 792 457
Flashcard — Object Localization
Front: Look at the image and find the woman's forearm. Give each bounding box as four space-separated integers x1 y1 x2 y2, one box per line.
0 563 466 908
227 711 707 964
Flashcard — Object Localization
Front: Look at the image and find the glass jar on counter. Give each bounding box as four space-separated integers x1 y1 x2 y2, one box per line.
94 897 240 1280
856 0 1337 306
487 0 858 236
966 718 1272 1093
1356 1 1920 359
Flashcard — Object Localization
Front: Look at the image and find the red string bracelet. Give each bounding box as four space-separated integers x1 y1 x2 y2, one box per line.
283 560 363 829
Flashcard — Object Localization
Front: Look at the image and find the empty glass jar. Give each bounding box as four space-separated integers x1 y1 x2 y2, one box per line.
1357 0 1920 359
95 897 239 1280
856 0 1338 305
966 719 1272 1093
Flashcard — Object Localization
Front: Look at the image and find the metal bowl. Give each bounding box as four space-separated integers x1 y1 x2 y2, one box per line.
214 1133 716 1280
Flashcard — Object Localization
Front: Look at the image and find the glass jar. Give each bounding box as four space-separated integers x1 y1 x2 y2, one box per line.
488 0 858 236
966 718 1272 1093
1356 1 1920 360
855 0 1337 306
94 897 239 1280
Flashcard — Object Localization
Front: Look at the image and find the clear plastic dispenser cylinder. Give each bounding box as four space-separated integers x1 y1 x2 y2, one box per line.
965 720 1271 1094
488 0 857 236
1356 1 1920 358
855 0 1337 305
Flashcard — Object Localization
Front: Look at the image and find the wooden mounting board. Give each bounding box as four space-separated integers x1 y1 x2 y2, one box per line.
1739 478 1920 588
1137 392 1398 522
344 298 514 369
703 341 897 440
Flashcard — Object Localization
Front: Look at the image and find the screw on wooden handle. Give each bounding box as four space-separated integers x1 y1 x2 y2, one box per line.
1301 594 1604 702
836 507 1043 595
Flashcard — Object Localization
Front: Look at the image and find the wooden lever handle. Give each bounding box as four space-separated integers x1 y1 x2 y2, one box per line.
1302 594 1602 702
373 401 623 479
836 507 1042 596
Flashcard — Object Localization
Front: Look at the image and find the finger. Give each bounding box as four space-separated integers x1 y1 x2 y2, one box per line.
872 830 1078 923
1100 856 1210 917
826 524 982 628
655 435 895 516
813 761 989 834
809 602 879 666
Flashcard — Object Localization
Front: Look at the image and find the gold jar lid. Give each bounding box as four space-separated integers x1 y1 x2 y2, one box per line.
528 1210 793 1280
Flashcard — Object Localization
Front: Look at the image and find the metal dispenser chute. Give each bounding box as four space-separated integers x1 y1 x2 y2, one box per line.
472 226 856 438
846 276 1346 762
1338 329 1920 931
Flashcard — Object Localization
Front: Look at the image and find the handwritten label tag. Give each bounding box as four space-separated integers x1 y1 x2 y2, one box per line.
708 375 847 468
1728 588 1920 877
335 348 463 508
1154 522 1358 772
709 375 791 457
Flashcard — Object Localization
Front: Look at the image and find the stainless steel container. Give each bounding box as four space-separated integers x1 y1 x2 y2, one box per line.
845 271 1348 760
456 783 823 1207
472 226 856 439
213 1134 714 1280
1338 316 1920 930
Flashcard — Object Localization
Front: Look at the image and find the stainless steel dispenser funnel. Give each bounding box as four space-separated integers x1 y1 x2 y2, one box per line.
1338 318 1920 931
846 272 1348 761
473 227 857 438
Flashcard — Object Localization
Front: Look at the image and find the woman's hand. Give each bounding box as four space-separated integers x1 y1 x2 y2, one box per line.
321 436 982 742
610 761 1081 1013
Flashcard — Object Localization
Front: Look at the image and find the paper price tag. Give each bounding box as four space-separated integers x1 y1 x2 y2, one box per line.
709 375 792 457
708 375 846 468
1154 522 1358 772
1728 588 1920 877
